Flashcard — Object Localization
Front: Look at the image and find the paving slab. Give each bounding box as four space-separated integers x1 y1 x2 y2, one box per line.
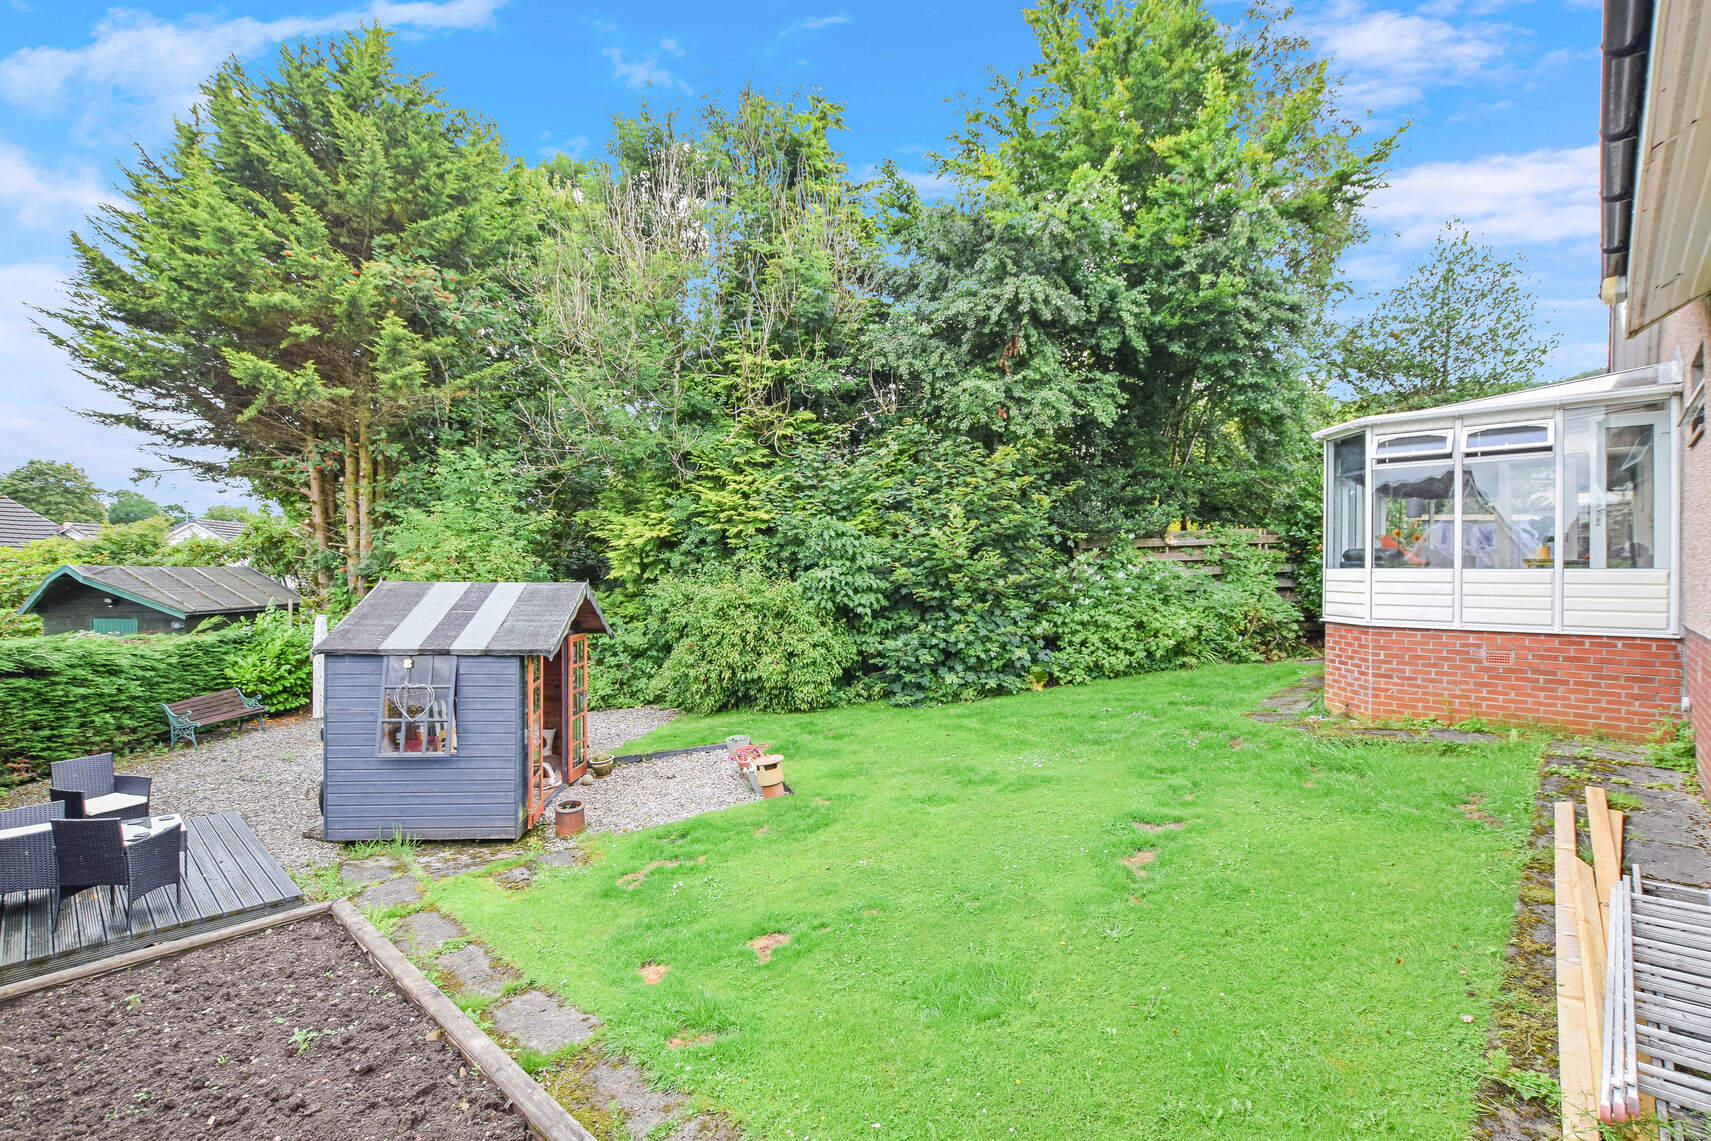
666 1116 741 1141
438 943 516 998
1426 729 1500 744
494 865 533 888
1625 837 1711 889
354 875 422 910
489 990 601 1053
538 850 584 868
339 855 401 886
586 1059 683 1140
393 909 465 958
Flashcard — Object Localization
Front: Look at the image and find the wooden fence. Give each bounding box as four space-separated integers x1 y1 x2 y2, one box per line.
1077 529 1305 609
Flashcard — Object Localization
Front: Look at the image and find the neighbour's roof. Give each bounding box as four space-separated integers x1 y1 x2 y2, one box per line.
1314 363 1683 440
57 521 103 540
17 564 301 619
315 581 611 657
0 497 60 549
169 518 246 542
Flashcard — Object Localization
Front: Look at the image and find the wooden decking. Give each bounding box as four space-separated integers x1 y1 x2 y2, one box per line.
0 811 302 986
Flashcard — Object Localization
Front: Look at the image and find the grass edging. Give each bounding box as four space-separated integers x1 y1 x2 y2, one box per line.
329 898 595 1141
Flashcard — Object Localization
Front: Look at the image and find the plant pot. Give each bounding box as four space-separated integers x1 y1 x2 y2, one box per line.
761 782 788 799
725 734 751 758
755 754 784 788
554 799 585 837
590 757 615 778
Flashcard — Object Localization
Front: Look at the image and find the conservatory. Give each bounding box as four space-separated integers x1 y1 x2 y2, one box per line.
1315 363 1686 739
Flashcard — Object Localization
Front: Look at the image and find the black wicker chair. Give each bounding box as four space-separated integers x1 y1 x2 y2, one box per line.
50 818 183 933
0 800 66 900
49 753 151 820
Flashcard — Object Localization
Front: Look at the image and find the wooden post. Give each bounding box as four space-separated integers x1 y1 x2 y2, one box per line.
311 614 329 719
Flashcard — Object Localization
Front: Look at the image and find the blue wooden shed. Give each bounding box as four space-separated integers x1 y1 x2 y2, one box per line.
314 581 610 842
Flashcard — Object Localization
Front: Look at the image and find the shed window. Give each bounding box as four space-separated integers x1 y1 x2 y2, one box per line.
379 655 457 755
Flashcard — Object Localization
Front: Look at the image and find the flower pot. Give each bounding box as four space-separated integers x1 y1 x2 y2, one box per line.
755 754 784 788
554 799 585 837
590 754 615 778
725 734 751 757
761 782 787 799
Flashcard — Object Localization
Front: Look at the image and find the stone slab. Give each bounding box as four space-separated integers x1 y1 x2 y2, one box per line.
1625 837 1711 889
339 855 401 886
587 1059 683 1140
489 990 601 1053
538 850 584 868
1426 729 1499 744
438 943 515 998
393 909 465 958
354 875 422 910
494 865 533 887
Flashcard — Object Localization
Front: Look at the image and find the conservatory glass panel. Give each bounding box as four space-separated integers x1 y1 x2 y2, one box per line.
1326 435 1366 569
1605 423 1656 568
1563 409 1595 568
1461 453 1556 568
1372 461 1455 568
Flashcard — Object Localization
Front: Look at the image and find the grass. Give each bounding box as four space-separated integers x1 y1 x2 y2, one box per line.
429 661 1540 1140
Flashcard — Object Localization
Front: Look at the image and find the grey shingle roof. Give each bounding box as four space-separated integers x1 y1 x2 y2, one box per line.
0 497 61 548
194 518 247 541
20 564 301 618
316 580 610 656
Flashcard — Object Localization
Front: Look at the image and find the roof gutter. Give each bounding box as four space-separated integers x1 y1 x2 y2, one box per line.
1600 0 1654 299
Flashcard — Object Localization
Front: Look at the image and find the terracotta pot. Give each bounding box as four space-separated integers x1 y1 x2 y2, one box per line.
761 782 787 799
554 800 585 837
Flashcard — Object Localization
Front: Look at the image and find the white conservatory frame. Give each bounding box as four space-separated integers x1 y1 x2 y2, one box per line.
1315 364 1684 638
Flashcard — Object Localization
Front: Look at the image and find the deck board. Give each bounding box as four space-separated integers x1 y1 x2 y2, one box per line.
0 812 302 986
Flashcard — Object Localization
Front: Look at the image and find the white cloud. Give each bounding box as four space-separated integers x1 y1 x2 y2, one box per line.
1364 145 1599 248
858 164 957 200
602 46 690 92
778 15 850 39
659 37 684 57
1307 0 1512 110
0 138 109 230
0 1 505 130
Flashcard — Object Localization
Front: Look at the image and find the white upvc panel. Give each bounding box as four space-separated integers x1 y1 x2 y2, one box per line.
1461 570 1555 627
1371 569 1455 624
1562 571 1672 631
1322 569 1368 621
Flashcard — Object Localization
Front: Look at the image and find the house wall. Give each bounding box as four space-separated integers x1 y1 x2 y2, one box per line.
321 653 524 841
1324 622 1681 740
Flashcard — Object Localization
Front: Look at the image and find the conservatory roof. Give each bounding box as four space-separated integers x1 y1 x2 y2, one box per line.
315 580 611 657
1313 363 1683 441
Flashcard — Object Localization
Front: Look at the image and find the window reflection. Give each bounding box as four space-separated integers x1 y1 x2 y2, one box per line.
1461 453 1555 568
1372 463 1455 568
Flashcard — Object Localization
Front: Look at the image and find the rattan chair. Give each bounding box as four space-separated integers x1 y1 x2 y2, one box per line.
49 753 151 820
0 800 65 899
50 817 182 933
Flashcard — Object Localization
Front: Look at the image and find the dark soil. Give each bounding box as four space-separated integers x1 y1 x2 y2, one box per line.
0 917 529 1140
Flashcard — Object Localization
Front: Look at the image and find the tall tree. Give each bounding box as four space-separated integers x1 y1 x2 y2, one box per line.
1324 223 1562 413
41 27 530 591
105 489 164 525
0 461 105 523
908 0 1393 535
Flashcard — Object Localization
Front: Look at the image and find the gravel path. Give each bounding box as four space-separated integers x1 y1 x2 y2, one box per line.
6 705 682 872
556 749 761 838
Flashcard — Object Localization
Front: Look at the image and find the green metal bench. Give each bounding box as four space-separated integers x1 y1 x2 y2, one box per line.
162 688 268 748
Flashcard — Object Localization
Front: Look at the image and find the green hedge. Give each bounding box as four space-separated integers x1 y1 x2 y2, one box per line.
0 626 259 781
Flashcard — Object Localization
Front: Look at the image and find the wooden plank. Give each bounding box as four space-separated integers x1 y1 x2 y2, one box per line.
0 902 329 1004
1575 857 1607 1099
1555 802 1599 1140
330 900 596 1141
204 813 297 904
1611 810 1624 871
1588 788 1619 930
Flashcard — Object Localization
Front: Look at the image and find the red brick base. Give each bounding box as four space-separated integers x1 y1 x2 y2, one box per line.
1324 623 1682 741
1687 626 1711 789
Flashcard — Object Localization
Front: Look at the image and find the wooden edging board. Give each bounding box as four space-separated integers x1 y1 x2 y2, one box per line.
329 899 596 1141
0 900 332 1004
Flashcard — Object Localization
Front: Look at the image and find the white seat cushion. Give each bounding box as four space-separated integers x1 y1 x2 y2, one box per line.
0 821 50 842
83 792 148 816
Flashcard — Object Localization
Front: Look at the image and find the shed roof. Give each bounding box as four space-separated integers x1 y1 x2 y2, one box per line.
1313 363 1682 441
0 496 60 549
315 581 610 657
18 564 301 619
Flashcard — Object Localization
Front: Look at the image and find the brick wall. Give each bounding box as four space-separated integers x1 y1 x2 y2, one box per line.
1324 622 1682 740
1688 628 1711 788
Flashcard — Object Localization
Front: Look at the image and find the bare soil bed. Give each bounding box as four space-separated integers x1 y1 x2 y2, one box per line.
0 917 528 1141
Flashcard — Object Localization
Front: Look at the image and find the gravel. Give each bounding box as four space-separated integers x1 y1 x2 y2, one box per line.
5 705 685 872
550 749 761 838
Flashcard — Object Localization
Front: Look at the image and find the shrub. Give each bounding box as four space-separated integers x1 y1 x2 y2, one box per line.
224 607 314 711
1046 535 1302 686
598 571 854 714
0 625 256 780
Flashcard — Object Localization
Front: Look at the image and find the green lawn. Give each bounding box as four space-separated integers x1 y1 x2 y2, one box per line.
430 662 1540 1140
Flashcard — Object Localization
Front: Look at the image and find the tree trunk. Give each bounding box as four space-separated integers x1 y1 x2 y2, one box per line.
341 426 362 592
357 404 373 567
305 433 333 592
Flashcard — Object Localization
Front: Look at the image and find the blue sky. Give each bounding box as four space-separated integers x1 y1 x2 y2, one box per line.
0 0 1605 511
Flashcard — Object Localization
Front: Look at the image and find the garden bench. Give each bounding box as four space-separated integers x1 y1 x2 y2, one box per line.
162 688 267 748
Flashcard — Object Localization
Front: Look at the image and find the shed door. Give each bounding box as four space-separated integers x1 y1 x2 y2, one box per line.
90 618 138 635
567 635 587 776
